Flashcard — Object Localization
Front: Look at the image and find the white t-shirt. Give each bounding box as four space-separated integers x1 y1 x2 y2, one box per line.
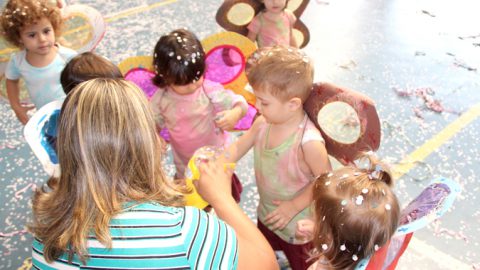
5 45 77 108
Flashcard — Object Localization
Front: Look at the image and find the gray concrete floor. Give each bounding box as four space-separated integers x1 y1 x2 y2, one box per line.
1 0 479 269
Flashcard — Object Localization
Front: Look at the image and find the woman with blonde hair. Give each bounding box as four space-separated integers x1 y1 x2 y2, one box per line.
30 78 277 270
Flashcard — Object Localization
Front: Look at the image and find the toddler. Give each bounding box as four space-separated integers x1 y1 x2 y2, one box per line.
32 52 123 168
224 45 331 270
150 28 248 201
0 0 77 124
247 0 298 48
296 154 401 269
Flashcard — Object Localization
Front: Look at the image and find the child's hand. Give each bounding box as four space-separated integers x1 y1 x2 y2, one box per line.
215 107 242 131
12 104 35 125
264 200 299 230
295 219 315 242
158 135 168 156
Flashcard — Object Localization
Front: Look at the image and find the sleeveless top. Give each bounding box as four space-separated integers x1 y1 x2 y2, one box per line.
254 115 324 243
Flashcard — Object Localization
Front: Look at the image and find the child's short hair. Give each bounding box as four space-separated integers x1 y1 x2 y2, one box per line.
311 154 400 269
60 52 123 94
246 45 313 102
151 29 205 88
0 0 63 47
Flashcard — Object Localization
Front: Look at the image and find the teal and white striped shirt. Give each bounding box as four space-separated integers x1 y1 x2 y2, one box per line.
32 203 238 269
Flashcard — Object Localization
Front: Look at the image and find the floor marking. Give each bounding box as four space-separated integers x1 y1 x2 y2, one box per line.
0 0 178 55
393 103 480 179
404 237 471 269
105 0 178 22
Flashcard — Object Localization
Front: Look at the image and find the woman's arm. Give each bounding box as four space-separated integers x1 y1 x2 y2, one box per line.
195 161 278 270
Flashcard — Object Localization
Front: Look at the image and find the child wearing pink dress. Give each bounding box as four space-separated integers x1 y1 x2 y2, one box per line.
247 0 298 47
150 29 247 201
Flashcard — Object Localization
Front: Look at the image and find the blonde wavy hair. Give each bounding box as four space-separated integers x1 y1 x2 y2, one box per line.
30 78 184 263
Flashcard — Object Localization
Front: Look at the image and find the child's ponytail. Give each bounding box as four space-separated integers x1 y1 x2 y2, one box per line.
356 152 393 186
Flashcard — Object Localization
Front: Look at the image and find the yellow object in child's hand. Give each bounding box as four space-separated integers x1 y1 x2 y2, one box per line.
184 146 235 209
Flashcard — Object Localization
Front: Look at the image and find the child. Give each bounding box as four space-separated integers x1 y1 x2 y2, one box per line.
1 0 77 124
60 51 123 94
150 28 248 201
40 52 123 157
223 45 331 270
247 0 298 48
296 154 401 269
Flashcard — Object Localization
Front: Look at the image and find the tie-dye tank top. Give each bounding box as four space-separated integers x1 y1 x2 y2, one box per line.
254 115 323 243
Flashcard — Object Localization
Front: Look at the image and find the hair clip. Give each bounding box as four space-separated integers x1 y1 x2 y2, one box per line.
368 164 383 180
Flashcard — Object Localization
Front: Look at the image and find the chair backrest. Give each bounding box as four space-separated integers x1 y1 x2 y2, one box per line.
356 177 461 269
24 100 63 177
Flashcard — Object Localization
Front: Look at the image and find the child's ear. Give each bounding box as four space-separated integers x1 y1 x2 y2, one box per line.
287 97 302 111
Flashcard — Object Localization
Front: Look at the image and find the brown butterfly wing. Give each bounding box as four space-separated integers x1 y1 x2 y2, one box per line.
304 82 381 164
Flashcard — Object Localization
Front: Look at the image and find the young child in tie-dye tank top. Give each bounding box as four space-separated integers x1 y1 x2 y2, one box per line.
223 46 331 270
149 29 247 202
247 0 298 47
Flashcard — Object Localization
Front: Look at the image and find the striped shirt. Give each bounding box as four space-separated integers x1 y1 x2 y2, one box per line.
32 203 238 269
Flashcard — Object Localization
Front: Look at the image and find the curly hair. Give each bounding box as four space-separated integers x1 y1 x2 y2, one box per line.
0 0 63 47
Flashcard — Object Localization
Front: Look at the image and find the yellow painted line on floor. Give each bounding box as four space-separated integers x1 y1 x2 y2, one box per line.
105 0 178 22
0 0 178 55
393 103 480 179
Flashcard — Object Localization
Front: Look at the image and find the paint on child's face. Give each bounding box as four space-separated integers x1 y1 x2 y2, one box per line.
19 17 56 56
170 76 204 95
264 0 287 14
254 89 290 124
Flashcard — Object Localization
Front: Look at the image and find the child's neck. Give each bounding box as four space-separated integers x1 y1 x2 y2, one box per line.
274 110 305 129
25 44 58 68
267 110 305 148
263 9 284 19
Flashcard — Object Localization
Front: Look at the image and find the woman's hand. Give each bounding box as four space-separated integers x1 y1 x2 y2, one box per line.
194 160 233 206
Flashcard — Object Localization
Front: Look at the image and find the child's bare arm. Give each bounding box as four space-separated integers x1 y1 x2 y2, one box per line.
290 140 331 210
264 141 331 230
247 30 257 43
6 79 34 125
290 31 298 48
222 115 264 163
215 104 246 131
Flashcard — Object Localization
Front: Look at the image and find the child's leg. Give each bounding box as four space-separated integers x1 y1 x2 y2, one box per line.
258 220 313 270
231 173 243 203
279 240 313 270
257 220 282 251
